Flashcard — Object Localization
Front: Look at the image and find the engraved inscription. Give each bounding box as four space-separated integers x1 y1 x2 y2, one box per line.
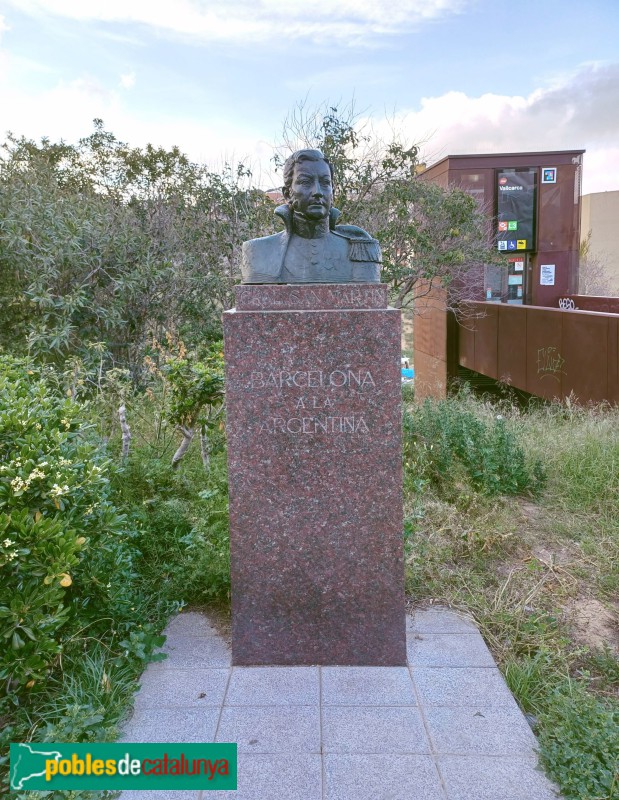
249 369 375 390
247 365 376 435
258 415 369 434
235 284 386 311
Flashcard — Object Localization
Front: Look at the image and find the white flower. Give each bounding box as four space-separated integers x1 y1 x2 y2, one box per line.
3 538 14 547
49 483 70 497
10 477 28 492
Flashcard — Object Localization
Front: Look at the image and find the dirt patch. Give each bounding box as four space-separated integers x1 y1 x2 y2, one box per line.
189 602 232 645
519 501 542 521
565 597 619 652
530 544 576 568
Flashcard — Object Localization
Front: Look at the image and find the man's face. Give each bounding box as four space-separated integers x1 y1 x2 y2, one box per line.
289 159 333 220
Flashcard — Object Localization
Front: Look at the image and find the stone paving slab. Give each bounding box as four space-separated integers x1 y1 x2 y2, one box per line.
120 706 220 744
321 666 416 705
134 668 230 709
407 608 478 634
216 705 321 752
437 755 559 800
412 666 521 708
407 632 497 667
118 609 561 800
322 706 429 754
323 754 444 800
225 666 320 705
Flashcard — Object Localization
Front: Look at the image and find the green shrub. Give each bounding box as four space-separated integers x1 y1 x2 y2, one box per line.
0 356 164 704
403 395 546 498
538 688 619 800
108 443 231 606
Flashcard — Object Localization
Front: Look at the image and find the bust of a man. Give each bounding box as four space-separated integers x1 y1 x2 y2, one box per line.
241 149 381 284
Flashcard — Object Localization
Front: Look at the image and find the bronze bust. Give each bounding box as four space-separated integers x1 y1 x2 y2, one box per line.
241 149 382 284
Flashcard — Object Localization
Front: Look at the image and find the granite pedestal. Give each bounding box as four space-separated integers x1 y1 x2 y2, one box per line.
223 284 405 666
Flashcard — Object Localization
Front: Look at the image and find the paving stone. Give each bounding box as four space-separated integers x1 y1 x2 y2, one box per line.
321 666 416 706
424 706 538 755
153 635 231 669
134 668 230 709
208 754 322 800
437 755 560 800
407 609 477 634
407 633 496 668
412 667 519 708
322 706 430 753
225 667 319 706
164 611 220 638
324 754 447 800
119 707 219 743
216 705 320 752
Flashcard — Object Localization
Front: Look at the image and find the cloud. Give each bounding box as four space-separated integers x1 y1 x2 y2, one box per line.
119 71 135 89
371 62 619 194
7 0 468 45
0 64 277 185
0 14 10 37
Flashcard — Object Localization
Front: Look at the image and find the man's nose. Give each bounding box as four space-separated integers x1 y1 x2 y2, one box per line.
311 179 324 196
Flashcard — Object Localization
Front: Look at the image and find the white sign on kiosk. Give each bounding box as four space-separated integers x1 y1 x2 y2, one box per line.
540 264 555 286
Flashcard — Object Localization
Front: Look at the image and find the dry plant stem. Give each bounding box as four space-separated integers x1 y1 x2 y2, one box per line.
172 425 194 469
118 403 131 459
200 425 211 471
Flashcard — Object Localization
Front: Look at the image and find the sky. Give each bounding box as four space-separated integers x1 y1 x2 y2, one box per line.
1 0 618 194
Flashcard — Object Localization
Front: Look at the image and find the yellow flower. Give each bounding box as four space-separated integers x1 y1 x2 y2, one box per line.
59 573 72 587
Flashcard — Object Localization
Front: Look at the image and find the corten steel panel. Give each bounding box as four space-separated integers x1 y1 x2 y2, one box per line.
561 312 609 403
525 308 564 400
538 166 580 253
497 305 528 389
532 251 571 308
412 349 447 400
567 296 619 314
473 304 499 379
424 151 584 176
458 316 476 369
609 317 619 404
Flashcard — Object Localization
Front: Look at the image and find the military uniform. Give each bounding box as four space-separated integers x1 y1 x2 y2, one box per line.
241 206 382 284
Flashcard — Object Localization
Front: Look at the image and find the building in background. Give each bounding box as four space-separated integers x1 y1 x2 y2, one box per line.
580 190 619 295
420 150 585 307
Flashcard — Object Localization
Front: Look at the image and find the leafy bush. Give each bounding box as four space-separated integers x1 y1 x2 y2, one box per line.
403 395 546 498
108 442 231 606
0 356 164 704
538 688 619 800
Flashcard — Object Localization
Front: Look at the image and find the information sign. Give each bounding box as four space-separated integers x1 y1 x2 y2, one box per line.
496 169 537 252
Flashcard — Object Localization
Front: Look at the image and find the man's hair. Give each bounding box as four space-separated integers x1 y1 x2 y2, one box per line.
282 149 334 201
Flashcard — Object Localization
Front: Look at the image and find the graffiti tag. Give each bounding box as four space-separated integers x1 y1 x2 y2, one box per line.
537 347 566 380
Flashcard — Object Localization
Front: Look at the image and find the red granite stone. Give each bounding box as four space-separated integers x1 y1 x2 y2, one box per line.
234 283 388 311
223 284 405 666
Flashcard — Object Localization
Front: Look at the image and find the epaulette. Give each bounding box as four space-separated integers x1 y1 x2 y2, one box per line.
333 225 382 263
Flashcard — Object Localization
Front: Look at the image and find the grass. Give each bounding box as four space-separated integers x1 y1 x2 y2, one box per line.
403 391 619 799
